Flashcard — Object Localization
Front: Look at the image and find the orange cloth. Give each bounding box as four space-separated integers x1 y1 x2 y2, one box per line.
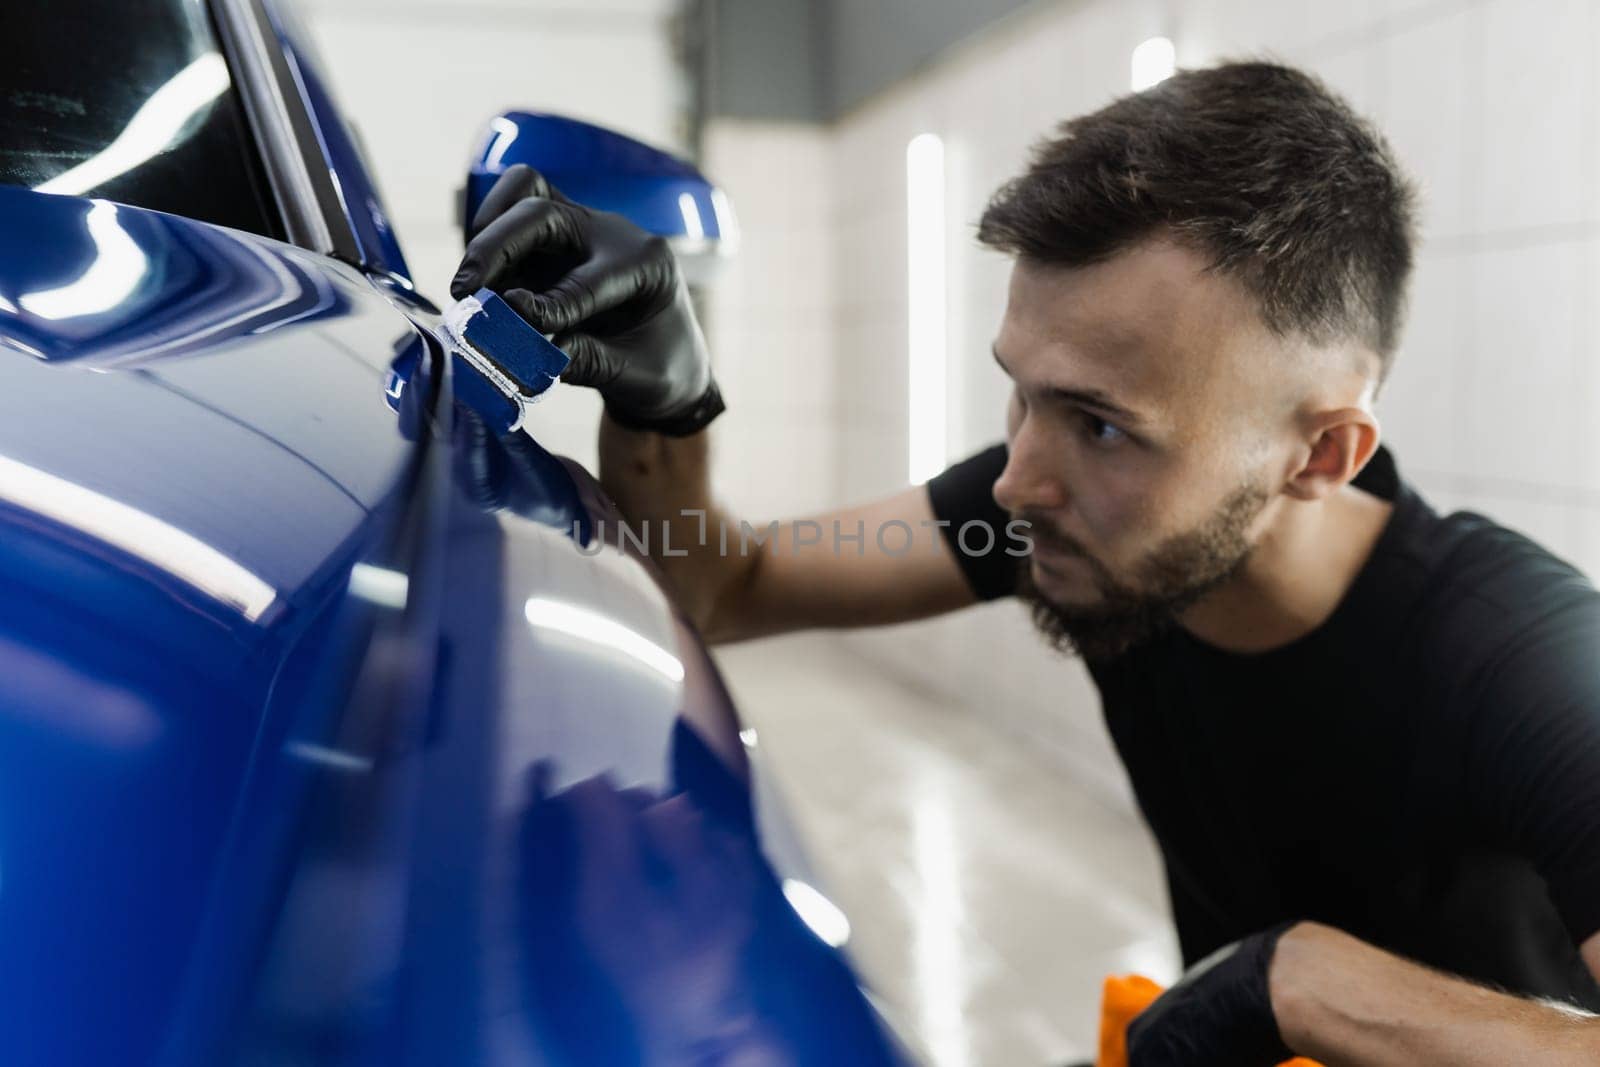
1095 974 1324 1067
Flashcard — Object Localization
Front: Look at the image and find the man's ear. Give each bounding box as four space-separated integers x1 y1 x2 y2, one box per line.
1282 408 1381 501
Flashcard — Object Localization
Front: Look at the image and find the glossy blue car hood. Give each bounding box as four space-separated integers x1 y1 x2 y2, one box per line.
0 184 424 1062
0 184 903 1065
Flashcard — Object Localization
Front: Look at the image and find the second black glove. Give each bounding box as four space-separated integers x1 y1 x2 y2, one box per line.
1126 921 1299 1067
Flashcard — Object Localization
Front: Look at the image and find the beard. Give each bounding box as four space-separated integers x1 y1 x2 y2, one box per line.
1016 480 1271 662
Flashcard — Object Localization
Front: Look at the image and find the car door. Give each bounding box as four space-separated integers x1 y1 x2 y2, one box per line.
0 2 448 1061
0 2 907 1062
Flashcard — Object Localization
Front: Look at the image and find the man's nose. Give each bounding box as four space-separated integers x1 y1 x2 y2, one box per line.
992 426 1068 514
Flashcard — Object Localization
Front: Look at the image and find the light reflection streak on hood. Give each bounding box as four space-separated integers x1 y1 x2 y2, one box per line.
0 452 277 622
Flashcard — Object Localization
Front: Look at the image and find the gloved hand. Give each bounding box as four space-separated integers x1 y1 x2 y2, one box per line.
450 163 724 437
1126 921 1299 1067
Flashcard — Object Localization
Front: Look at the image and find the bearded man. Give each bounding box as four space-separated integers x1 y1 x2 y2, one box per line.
452 62 1600 1064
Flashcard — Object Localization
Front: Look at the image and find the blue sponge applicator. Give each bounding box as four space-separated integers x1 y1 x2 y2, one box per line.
442 287 571 433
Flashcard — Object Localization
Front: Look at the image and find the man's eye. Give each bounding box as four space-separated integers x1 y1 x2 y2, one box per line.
1083 412 1129 445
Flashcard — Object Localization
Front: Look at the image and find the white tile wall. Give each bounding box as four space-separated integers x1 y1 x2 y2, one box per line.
1477 0 1598 234
701 121 840 517
1379 4 1480 240
703 0 1600 815
1180 0 1378 65
1378 249 1470 476
1466 239 1587 487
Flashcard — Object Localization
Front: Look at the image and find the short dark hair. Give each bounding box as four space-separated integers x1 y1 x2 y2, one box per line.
977 61 1418 382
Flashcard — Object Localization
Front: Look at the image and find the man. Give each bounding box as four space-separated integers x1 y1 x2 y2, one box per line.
451 63 1600 1064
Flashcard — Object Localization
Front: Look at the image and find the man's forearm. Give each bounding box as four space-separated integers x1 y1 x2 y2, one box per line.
1270 921 1599 1065
597 414 754 635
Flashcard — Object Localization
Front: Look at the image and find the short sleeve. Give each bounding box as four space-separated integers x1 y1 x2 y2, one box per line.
1466 579 1600 947
925 443 1018 602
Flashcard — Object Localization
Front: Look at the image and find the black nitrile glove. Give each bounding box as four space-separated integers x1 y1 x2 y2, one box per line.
1126 921 1298 1067
450 163 724 437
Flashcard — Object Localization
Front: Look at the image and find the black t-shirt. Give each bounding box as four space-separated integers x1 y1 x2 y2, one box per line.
928 442 1600 1008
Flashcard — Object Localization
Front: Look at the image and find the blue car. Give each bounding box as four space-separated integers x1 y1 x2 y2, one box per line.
0 1 903 1063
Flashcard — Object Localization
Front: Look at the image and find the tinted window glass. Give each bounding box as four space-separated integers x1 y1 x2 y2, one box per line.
1 0 283 239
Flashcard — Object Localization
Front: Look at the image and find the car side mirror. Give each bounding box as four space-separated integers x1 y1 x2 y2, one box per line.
461 112 737 287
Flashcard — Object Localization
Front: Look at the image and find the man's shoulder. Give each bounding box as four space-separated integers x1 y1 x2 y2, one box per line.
1351 448 1590 626
1416 504 1596 621
1398 496 1600 681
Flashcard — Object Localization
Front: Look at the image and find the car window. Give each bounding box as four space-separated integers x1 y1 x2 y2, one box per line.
0 0 284 239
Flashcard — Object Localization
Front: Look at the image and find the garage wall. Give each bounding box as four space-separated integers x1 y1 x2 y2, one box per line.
704 0 1600 809
701 123 841 518
298 0 691 471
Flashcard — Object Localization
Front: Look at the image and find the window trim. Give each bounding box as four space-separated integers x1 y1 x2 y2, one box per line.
208 0 360 262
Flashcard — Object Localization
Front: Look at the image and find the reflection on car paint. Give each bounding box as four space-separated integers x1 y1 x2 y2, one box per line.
0 449 279 621
392 469 900 1064
0 187 346 366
